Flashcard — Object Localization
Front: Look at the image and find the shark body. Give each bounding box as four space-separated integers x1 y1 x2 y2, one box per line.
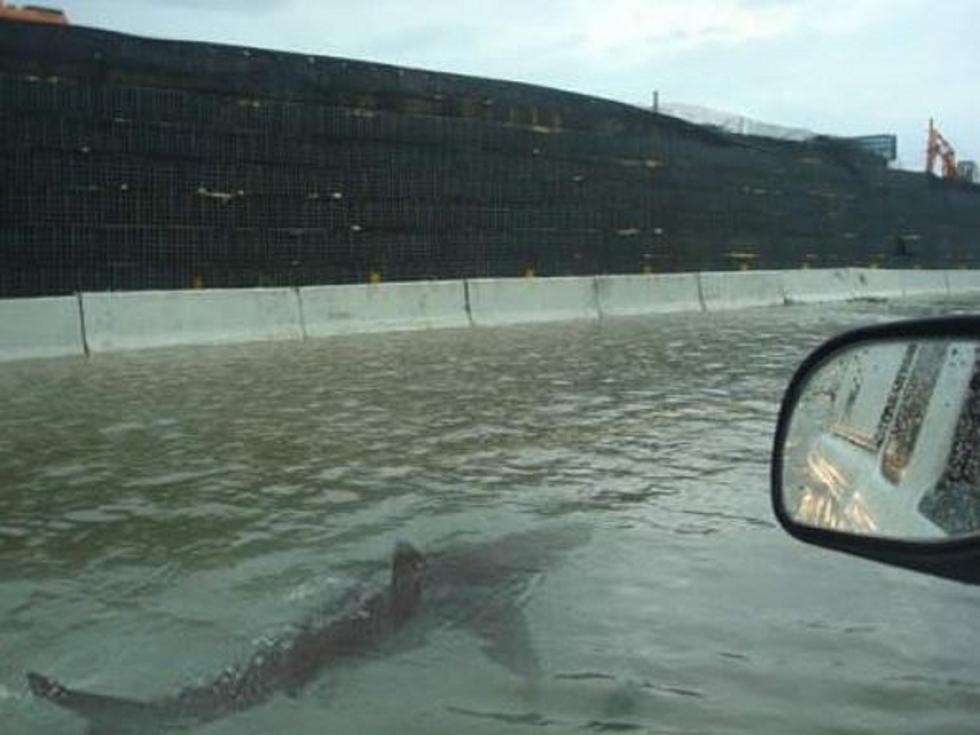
28 525 587 733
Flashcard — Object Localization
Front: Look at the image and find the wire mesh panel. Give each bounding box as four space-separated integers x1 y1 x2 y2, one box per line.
2 21 980 296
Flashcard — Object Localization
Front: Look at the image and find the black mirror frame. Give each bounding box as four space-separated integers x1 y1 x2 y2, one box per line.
771 315 980 585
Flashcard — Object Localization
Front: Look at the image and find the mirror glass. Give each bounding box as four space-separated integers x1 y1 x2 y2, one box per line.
780 338 980 540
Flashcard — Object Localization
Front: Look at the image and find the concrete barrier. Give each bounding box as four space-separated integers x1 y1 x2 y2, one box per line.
899 269 948 298
946 270 980 294
466 277 599 326
6 269 980 364
81 289 303 353
301 281 469 336
851 268 904 299
595 274 702 316
0 296 86 362
698 270 785 310
781 268 856 304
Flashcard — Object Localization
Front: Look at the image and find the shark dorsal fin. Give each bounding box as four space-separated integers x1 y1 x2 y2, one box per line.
392 542 423 584
389 542 425 622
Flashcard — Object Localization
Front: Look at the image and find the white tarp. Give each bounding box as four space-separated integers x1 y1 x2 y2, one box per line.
658 102 816 141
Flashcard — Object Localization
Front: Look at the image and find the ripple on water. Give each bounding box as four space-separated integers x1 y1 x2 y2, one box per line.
3 298 980 734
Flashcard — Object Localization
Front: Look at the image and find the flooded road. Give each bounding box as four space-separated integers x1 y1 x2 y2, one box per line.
3 297 980 734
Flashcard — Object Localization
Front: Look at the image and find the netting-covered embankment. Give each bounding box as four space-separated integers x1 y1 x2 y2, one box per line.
2 21 979 296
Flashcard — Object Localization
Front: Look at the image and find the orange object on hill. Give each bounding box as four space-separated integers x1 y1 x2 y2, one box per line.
926 118 958 180
0 2 68 25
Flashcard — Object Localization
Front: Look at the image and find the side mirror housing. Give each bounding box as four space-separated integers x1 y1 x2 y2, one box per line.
771 316 980 585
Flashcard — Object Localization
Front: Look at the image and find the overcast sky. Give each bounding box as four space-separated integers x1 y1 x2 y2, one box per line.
68 0 978 170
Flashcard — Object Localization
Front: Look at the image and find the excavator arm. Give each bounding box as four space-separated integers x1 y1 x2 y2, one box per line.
926 118 957 180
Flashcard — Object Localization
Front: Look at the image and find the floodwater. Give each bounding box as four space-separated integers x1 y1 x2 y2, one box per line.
2 297 979 734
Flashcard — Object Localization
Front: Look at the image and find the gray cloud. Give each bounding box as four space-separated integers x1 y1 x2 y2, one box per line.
66 0 980 166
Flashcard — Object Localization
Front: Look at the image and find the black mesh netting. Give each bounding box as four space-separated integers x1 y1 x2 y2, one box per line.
2 21 979 296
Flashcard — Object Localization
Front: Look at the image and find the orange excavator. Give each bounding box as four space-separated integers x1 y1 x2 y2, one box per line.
925 118 958 180
0 1 67 24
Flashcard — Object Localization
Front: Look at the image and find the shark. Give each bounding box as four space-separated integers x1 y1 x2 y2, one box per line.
27 524 588 734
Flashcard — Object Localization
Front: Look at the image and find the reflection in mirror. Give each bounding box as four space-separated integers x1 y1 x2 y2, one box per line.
781 338 980 541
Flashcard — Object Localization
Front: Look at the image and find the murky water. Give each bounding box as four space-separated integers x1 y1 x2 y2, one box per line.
3 298 980 734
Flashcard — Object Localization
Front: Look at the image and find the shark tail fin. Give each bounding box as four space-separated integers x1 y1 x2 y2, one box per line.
27 671 162 733
27 671 69 701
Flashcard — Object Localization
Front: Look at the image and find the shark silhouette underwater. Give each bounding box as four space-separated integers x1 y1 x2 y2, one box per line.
27 524 588 734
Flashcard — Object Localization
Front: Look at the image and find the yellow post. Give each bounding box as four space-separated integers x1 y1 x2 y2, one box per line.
523 267 536 278
369 271 382 284
192 274 205 289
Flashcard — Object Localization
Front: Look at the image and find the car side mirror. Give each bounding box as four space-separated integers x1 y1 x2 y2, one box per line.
771 316 980 585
